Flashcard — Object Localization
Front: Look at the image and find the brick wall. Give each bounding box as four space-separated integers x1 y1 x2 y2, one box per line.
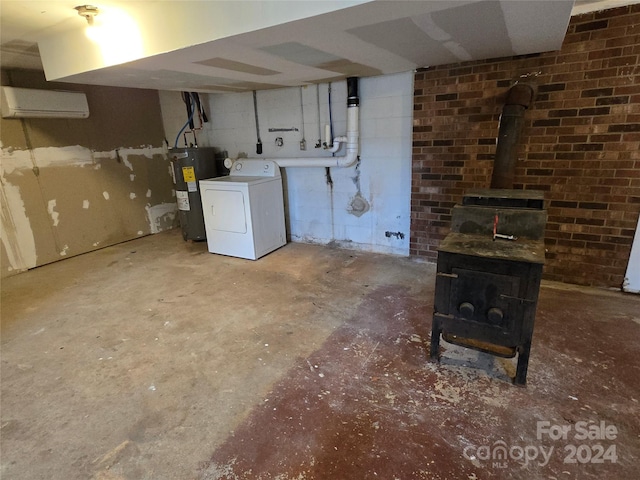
411 5 640 288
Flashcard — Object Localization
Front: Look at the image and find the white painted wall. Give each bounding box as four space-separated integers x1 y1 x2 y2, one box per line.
160 72 413 255
624 216 640 294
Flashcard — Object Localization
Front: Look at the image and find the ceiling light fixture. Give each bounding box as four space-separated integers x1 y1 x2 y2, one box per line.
75 5 99 25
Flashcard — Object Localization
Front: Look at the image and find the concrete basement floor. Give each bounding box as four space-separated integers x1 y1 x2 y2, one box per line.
1 229 639 480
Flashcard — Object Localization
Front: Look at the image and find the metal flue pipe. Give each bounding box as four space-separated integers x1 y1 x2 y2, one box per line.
490 83 536 189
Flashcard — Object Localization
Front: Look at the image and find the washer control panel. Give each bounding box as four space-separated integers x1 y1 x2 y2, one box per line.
230 160 280 177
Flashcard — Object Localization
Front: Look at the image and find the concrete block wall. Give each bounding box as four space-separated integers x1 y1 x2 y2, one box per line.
411 5 640 288
161 72 413 255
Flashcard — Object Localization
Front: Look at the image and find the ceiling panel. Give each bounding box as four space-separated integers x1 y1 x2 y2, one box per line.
2 0 627 93
260 43 344 67
194 58 281 76
429 1 512 59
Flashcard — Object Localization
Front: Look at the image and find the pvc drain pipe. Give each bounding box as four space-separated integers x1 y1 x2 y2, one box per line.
225 77 360 170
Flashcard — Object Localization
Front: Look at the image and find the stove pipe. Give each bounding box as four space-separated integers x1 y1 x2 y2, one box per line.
490 83 536 189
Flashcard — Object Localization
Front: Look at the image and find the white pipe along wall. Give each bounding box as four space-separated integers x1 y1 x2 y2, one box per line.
226 77 360 170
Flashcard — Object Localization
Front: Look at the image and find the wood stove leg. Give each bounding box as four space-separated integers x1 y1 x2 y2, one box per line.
430 316 442 360
514 342 531 386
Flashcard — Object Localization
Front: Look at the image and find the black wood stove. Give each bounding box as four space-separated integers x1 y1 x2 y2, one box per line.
430 189 546 385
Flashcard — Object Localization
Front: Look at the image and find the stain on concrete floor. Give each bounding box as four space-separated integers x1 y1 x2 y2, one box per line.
199 283 640 480
1 229 639 480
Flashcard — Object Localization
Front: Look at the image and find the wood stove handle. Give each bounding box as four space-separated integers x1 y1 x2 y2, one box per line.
487 307 504 324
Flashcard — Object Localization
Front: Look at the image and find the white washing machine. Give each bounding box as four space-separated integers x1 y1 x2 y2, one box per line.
199 160 286 260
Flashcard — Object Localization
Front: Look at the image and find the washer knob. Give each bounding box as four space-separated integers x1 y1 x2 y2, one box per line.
235 162 242 171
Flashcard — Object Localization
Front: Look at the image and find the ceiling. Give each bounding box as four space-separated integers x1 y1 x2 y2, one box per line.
0 0 637 93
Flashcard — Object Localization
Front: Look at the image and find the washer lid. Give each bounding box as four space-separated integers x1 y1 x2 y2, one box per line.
201 175 278 186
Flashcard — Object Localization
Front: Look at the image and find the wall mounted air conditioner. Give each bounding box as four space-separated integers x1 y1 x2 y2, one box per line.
1 86 89 119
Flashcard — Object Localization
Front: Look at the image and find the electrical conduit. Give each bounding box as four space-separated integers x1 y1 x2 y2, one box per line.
174 92 196 148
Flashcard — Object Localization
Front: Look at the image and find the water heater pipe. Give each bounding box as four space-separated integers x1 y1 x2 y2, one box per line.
225 77 360 169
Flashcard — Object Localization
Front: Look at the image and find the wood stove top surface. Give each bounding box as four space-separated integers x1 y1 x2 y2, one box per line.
438 233 546 264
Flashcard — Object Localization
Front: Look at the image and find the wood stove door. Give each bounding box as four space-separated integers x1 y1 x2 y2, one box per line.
449 268 522 336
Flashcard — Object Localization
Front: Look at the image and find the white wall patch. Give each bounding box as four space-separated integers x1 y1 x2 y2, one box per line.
130 193 137 200
83 200 90 209
1 147 34 176
117 146 166 171
130 174 136 181
122 157 134 171
103 191 110 200
146 189 152 198
47 199 60 226
0 180 37 272
32 145 94 169
3 145 167 173
145 203 177 234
